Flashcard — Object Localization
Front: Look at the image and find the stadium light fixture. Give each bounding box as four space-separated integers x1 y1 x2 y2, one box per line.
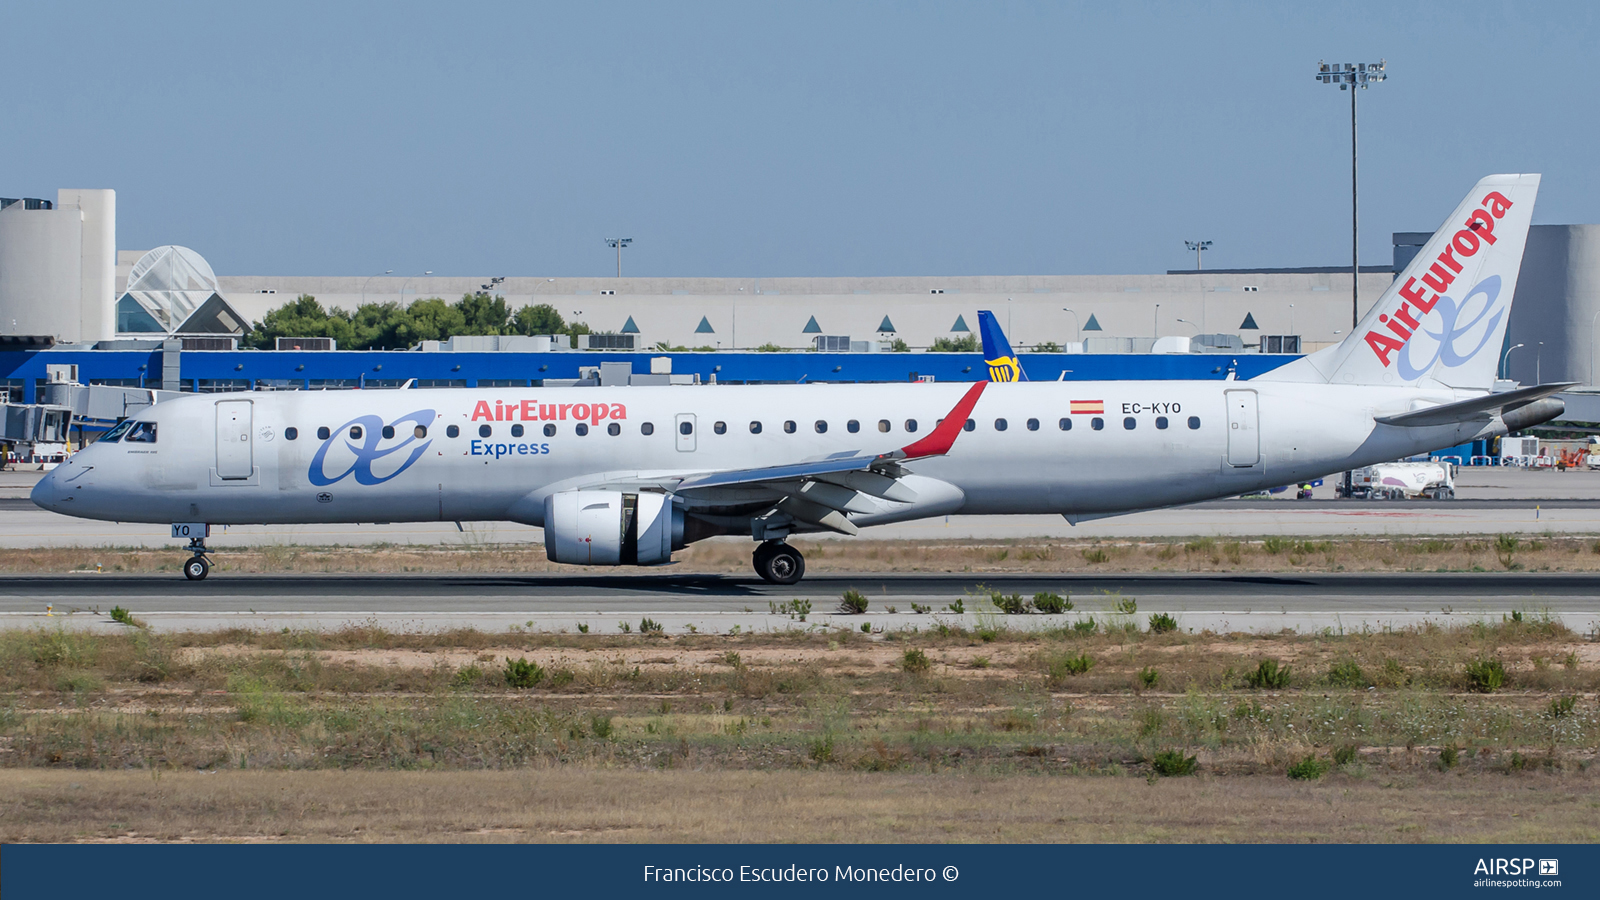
1316 59 1386 329
1184 240 1212 271
606 238 633 277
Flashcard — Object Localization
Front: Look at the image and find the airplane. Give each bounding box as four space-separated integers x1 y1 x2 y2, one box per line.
32 174 1567 585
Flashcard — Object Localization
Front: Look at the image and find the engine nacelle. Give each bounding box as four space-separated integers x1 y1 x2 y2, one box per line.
543 490 680 565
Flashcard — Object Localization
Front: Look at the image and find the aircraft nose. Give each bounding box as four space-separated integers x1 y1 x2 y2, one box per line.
30 469 57 510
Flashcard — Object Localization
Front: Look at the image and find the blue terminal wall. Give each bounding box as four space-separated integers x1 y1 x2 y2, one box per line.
0 349 1298 402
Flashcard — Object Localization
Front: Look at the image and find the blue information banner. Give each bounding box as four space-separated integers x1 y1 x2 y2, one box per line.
3 843 1594 899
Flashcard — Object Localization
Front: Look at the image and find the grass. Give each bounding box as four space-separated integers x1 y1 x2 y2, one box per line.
838 590 869 614
1465 658 1507 693
30 532 1600 577
0 618 1597 842
1244 659 1292 690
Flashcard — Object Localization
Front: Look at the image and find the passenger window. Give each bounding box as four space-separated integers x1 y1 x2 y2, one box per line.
1026 418 1039 431
963 419 975 432
446 425 460 438
608 422 621 436
99 420 133 442
1123 417 1136 430
1156 417 1169 430
382 425 395 439
284 427 298 441
350 425 364 440
414 425 427 439
544 424 557 437
125 422 157 443
784 421 797 434
878 420 890 433
317 426 331 440
478 424 491 438
714 421 727 435
511 424 524 437
576 423 589 436
642 422 655 435
815 420 828 434
1188 416 1201 430
749 421 762 434
1091 417 1104 431
847 420 860 433
994 418 1007 431
905 419 918 433
1059 418 1072 431
680 421 693 435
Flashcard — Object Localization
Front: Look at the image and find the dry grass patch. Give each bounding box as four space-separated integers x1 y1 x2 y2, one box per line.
12 533 1600 576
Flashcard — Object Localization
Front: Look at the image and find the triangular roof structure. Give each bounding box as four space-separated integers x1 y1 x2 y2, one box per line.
621 316 639 333
1083 314 1103 332
117 245 247 336
695 316 715 334
951 315 970 332
1239 312 1259 330
878 316 896 333
802 316 822 333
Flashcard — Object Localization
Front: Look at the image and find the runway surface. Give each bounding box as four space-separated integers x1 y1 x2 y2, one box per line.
2 468 1598 547
8 571 1598 635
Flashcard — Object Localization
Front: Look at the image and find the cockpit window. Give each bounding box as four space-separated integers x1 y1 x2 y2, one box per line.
99 421 133 443
124 422 157 443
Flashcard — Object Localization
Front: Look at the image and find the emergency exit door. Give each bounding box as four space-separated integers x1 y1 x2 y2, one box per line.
216 400 254 478
1224 390 1259 467
675 413 697 452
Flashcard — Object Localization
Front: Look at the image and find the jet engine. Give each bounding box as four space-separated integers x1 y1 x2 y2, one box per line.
543 490 682 565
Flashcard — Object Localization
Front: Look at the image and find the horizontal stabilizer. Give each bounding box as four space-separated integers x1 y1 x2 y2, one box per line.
1374 382 1576 427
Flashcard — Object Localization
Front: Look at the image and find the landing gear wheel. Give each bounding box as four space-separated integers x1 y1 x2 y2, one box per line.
756 542 805 585
752 540 779 577
184 556 210 581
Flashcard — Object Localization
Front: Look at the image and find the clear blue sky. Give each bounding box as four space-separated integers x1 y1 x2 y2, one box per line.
3 2 1595 278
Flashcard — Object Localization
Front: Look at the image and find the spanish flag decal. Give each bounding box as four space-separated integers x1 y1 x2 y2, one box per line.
1070 400 1104 415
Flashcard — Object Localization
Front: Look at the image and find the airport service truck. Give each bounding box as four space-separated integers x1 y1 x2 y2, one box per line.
1339 461 1457 500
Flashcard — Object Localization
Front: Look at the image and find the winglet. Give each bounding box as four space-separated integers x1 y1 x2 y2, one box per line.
891 381 988 460
978 310 1027 382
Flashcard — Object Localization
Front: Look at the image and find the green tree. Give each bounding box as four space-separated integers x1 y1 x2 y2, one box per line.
567 321 592 349
456 292 510 334
511 303 566 336
929 334 978 352
245 294 356 350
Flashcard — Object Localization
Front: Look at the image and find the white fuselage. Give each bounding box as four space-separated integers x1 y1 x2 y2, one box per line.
32 380 1484 531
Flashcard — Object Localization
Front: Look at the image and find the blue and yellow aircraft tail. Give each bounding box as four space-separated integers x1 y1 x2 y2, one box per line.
977 310 1027 382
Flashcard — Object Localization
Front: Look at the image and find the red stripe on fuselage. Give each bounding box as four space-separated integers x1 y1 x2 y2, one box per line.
897 382 987 459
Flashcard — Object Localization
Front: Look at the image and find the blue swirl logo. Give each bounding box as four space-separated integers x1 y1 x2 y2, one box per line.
308 409 435 486
1396 276 1506 381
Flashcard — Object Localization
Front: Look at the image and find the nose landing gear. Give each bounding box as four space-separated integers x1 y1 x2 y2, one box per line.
183 537 211 581
752 540 805 585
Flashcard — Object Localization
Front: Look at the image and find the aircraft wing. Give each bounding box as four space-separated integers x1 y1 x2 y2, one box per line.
670 382 988 534
1374 382 1575 427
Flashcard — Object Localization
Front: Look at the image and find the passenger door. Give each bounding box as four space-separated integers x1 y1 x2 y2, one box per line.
1224 390 1259 467
674 413 696 452
215 400 254 478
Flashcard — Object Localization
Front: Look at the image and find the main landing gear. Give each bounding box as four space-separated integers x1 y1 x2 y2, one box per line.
752 540 805 585
183 537 212 581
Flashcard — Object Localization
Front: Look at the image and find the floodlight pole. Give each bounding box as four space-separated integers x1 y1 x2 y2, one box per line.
1317 60 1385 330
1184 240 1211 271
606 238 633 277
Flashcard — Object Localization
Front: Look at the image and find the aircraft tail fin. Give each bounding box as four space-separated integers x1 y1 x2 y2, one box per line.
977 310 1027 382
1257 174 1540 390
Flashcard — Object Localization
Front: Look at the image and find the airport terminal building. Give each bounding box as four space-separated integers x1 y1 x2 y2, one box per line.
2 186 1598 407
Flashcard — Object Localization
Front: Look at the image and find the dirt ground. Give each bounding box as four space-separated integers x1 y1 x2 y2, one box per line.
3 768 1596 844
